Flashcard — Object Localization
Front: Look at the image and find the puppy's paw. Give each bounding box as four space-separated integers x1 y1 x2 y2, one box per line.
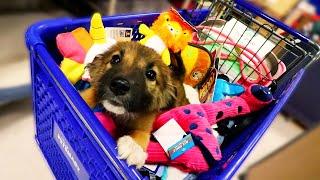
117 136 147 168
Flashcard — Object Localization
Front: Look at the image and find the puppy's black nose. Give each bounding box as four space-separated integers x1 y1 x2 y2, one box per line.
110 78 130 95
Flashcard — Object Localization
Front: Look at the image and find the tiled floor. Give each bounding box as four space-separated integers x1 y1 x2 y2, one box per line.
0 11 304 179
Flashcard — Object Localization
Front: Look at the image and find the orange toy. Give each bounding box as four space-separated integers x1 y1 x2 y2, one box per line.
139 8 213 87
150 8 195 53
182 44 213 87
139 8 195 65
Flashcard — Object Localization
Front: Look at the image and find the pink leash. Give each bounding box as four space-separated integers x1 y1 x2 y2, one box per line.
192 25 286 86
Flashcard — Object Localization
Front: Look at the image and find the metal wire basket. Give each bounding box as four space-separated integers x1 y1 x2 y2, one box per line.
181 0 319 94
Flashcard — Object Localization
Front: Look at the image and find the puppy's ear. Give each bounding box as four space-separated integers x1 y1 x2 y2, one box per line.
91 54 105 64
169 50 186 81
87 54 106 82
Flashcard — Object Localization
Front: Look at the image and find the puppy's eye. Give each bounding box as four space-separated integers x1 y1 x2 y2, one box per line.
146 69 157 81
110 55 121 64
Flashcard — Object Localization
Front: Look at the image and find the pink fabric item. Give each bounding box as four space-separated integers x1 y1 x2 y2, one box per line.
94 85 272 172
146 85 272 172
56 32 87 64
148 104 222 172
95 112 117 137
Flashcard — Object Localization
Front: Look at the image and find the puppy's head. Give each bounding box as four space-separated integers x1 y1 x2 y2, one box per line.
88 41 184 117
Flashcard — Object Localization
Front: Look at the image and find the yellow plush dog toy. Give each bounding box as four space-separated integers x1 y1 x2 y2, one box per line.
139 8 212 87
139 8 194 66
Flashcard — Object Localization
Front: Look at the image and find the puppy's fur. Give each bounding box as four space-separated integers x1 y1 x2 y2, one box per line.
81 41 188 167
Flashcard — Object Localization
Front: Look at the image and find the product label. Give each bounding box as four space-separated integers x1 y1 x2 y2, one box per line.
197 49 218 103
153 119 187 152
168 134 195 160
53 122 89 179
105 27 133 41
198 67 217 103
153 119 194 159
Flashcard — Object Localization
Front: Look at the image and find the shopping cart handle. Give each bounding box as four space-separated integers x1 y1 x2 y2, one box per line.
235 0 310 43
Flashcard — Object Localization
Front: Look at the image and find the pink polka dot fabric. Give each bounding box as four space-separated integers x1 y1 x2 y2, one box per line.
95 85 272 172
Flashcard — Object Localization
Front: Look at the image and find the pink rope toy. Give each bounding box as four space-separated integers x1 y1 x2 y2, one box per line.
192 25 286 86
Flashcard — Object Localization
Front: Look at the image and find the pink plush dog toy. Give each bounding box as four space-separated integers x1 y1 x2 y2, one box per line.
146 84 273 172
96 84 273 172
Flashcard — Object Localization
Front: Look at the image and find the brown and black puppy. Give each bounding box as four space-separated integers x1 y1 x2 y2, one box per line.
81 41 188 167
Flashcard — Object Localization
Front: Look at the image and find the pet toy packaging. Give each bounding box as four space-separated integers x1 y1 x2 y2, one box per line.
26 0 320 179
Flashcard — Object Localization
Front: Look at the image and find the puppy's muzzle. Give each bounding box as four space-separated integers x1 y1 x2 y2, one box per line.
110 77 130 96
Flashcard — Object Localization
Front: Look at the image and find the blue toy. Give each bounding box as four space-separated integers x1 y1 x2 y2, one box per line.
74 80 91 91
212 78 245 102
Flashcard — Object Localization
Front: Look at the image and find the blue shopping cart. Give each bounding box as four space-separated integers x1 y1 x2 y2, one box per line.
25 0 320 179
